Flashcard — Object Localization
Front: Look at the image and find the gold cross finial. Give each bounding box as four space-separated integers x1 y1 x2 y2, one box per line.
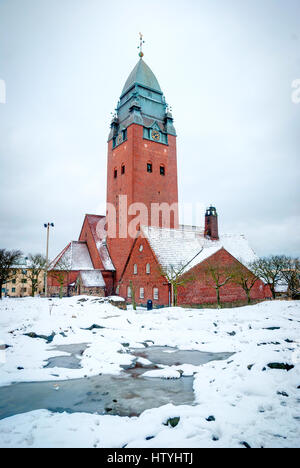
138 32 145 58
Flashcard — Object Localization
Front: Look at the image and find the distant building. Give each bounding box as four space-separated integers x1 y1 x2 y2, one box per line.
2 257 44 298
49 51 272 306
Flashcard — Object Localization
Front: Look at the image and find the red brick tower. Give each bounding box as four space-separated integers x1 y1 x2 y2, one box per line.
106 51 179 281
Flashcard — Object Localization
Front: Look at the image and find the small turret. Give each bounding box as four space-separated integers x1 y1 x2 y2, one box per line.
205 206 219 240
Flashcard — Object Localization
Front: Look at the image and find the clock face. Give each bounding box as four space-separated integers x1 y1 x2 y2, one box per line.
117 134 123 145
151 130 160 141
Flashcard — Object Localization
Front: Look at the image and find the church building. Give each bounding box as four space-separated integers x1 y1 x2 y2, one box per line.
48 44 271 306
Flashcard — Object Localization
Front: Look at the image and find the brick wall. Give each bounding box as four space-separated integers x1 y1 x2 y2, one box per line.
107 123 179 283
120 242 272 307
119 235 169 306
178 248 271 306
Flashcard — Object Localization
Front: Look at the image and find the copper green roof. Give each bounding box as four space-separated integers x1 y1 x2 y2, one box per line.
121 59 162 96
108 57 176 141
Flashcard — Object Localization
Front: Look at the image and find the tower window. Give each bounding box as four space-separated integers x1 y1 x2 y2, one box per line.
146 263 150 274
134 264 138 275
122 129 127 140
121 165 125 175
114 169 117 179
160 165 165 176
147 163 152 173
113 137 116 149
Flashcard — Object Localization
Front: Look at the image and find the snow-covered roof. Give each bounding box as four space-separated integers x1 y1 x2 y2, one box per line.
141 225 257 274
50 241 94 271
84 215 115 271
79 270 106 288
96 240 115 271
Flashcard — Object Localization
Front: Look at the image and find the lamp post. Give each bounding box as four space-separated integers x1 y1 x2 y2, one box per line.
44 223 54 297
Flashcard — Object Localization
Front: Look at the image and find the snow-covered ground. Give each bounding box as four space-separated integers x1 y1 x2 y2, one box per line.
0 296 299 448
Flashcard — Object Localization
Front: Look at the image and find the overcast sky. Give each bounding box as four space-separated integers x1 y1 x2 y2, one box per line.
0 0 299 261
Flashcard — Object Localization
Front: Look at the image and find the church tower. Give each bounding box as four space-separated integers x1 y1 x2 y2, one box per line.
106 38 179 280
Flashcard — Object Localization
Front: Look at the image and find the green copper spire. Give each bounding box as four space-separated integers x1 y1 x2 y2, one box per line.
121 59 162 96
108 35 176 143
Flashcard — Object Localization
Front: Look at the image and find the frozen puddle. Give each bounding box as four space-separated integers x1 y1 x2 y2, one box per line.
44 344 89 370
130 346 233 367
0 346 233 420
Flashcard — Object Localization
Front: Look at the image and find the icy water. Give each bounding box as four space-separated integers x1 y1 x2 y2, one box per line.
44 343 89 370
0 346 233 420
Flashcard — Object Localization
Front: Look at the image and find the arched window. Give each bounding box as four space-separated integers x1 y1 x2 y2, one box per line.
134 264 138 275
147 162 153 173
121 164 125 175
153 288 159 300
146 263 151 274
160 165 165 176
114 168 117 178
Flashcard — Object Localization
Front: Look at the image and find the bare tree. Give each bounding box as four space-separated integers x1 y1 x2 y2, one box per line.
202 260 233 308
129 280 137 311
0 249 22 300
230 261 259 304
27 254 47 297
48 257 71 299
250 255 289 300
280 258 300 299
159 247 204 307
160 263 195 307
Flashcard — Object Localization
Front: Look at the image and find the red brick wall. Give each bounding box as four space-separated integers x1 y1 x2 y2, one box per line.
119 235 170 306
120 244 271 307
47 271 79 288
107 123 179 283
178 248 270 306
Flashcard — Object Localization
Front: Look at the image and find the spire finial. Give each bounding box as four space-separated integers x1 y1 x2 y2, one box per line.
138 32 145 58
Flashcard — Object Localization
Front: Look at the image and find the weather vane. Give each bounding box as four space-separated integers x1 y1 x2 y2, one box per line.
138 32 145 58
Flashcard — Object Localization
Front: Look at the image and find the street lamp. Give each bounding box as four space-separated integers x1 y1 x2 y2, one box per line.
44 223 54 297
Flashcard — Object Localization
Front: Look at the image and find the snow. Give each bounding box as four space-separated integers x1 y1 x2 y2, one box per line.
49 242 94 271
142 225 257 274
80 270 105 288
0 297 299 448
96 240 116 271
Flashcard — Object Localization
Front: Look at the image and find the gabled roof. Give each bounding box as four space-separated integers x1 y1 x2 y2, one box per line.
79 270 106 288
141 225 257 275
80 215 115 271
49 241 94 271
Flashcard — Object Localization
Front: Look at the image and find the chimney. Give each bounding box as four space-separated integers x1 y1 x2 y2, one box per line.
204 206 219 240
